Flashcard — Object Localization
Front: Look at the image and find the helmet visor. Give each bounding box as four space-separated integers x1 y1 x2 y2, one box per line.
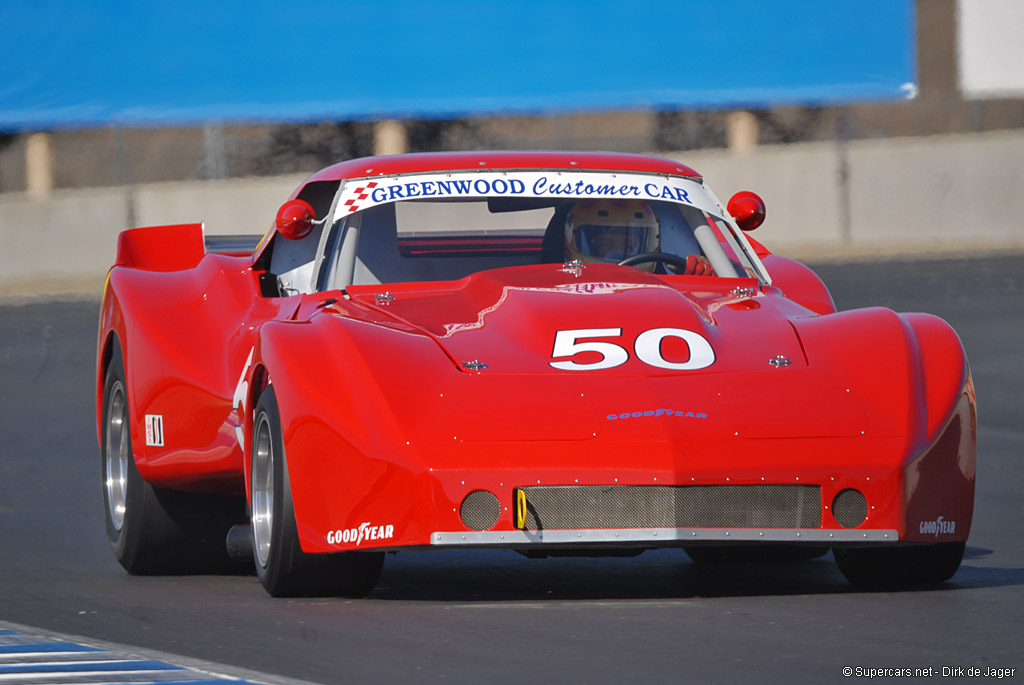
574 224 654 261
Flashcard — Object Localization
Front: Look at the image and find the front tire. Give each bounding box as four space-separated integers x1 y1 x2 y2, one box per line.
101 340 245 574
251 387 383 597
833 542 965 586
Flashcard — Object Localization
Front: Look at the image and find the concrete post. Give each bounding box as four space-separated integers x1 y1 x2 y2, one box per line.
202 124 229 179
726 111 759 154
374 120 408 156
25 132 55 198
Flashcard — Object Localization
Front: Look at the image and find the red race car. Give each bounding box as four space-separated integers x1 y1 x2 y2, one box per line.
96 151 975 596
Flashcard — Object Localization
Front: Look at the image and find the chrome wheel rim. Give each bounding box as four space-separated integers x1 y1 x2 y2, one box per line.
251 413 274 569
104 380 129 532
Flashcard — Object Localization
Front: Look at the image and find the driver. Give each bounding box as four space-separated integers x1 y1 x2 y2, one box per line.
564 199 714 275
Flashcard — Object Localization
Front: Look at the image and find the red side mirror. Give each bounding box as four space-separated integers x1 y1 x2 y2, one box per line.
727 191 766 232
275 199 316 240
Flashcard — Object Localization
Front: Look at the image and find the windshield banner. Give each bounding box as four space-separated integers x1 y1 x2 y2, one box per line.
333 171 721 221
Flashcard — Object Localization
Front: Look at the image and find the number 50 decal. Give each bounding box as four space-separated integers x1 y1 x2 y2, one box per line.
549 328 715 371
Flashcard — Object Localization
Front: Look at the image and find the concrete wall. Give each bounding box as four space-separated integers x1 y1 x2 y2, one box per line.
674 129 1024 258
2 131 1023 298
0 174 307 297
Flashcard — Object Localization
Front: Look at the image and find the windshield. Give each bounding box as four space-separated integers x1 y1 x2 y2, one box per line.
309 170 766 292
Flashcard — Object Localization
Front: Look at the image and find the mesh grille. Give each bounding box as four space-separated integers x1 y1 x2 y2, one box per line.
832 489 867 529
460 490 501 531
518 484 821 530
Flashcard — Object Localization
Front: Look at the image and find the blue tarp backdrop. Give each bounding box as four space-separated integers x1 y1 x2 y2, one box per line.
0 1 915 131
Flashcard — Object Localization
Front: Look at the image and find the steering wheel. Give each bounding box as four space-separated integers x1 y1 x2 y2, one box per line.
618 251 690 273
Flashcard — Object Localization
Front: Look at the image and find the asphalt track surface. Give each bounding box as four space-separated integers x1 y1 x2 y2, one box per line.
1 255 1021 683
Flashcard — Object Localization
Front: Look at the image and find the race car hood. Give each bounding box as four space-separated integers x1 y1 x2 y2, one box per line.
271 262 961 468
344 263 806 377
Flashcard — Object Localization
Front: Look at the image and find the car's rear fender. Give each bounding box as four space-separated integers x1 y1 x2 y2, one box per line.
95 248 263 491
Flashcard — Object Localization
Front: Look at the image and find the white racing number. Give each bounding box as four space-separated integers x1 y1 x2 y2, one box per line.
549 328 714 371
549 328 628 371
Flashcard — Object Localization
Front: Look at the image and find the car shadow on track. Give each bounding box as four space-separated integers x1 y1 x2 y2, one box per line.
362 547 1023 602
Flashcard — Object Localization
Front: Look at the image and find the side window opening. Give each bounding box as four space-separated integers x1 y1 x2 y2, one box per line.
261 180 340 297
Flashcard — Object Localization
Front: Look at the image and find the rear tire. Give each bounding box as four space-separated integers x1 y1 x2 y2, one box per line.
102 340 245 574
251 387 383 597
833 542 965 587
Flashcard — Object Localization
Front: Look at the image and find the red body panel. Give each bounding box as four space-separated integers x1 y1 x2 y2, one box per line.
95 151 975 560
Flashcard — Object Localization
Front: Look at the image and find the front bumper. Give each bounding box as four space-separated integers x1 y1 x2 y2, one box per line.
290 389 975 554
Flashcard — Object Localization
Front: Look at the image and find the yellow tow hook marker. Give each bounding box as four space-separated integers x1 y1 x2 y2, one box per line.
514 489 527 529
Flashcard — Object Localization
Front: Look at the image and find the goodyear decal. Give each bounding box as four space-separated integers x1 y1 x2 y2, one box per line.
328 522 395 546
608 408 708 420
919 516 957 538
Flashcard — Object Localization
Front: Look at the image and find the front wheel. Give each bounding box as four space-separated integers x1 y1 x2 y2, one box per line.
833 542 965 587
251 387 383 597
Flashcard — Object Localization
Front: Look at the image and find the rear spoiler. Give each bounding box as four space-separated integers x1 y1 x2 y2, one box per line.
116 223 205 271
116 225 266 272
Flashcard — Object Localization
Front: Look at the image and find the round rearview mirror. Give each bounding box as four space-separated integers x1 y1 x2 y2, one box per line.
275 199 316 240
727 191 766 231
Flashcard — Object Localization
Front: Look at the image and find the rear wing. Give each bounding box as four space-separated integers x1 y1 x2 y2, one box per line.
115 223 205 271
115 223 263 271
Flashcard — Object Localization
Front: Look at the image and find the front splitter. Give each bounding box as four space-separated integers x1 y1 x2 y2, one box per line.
430 527 900 547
